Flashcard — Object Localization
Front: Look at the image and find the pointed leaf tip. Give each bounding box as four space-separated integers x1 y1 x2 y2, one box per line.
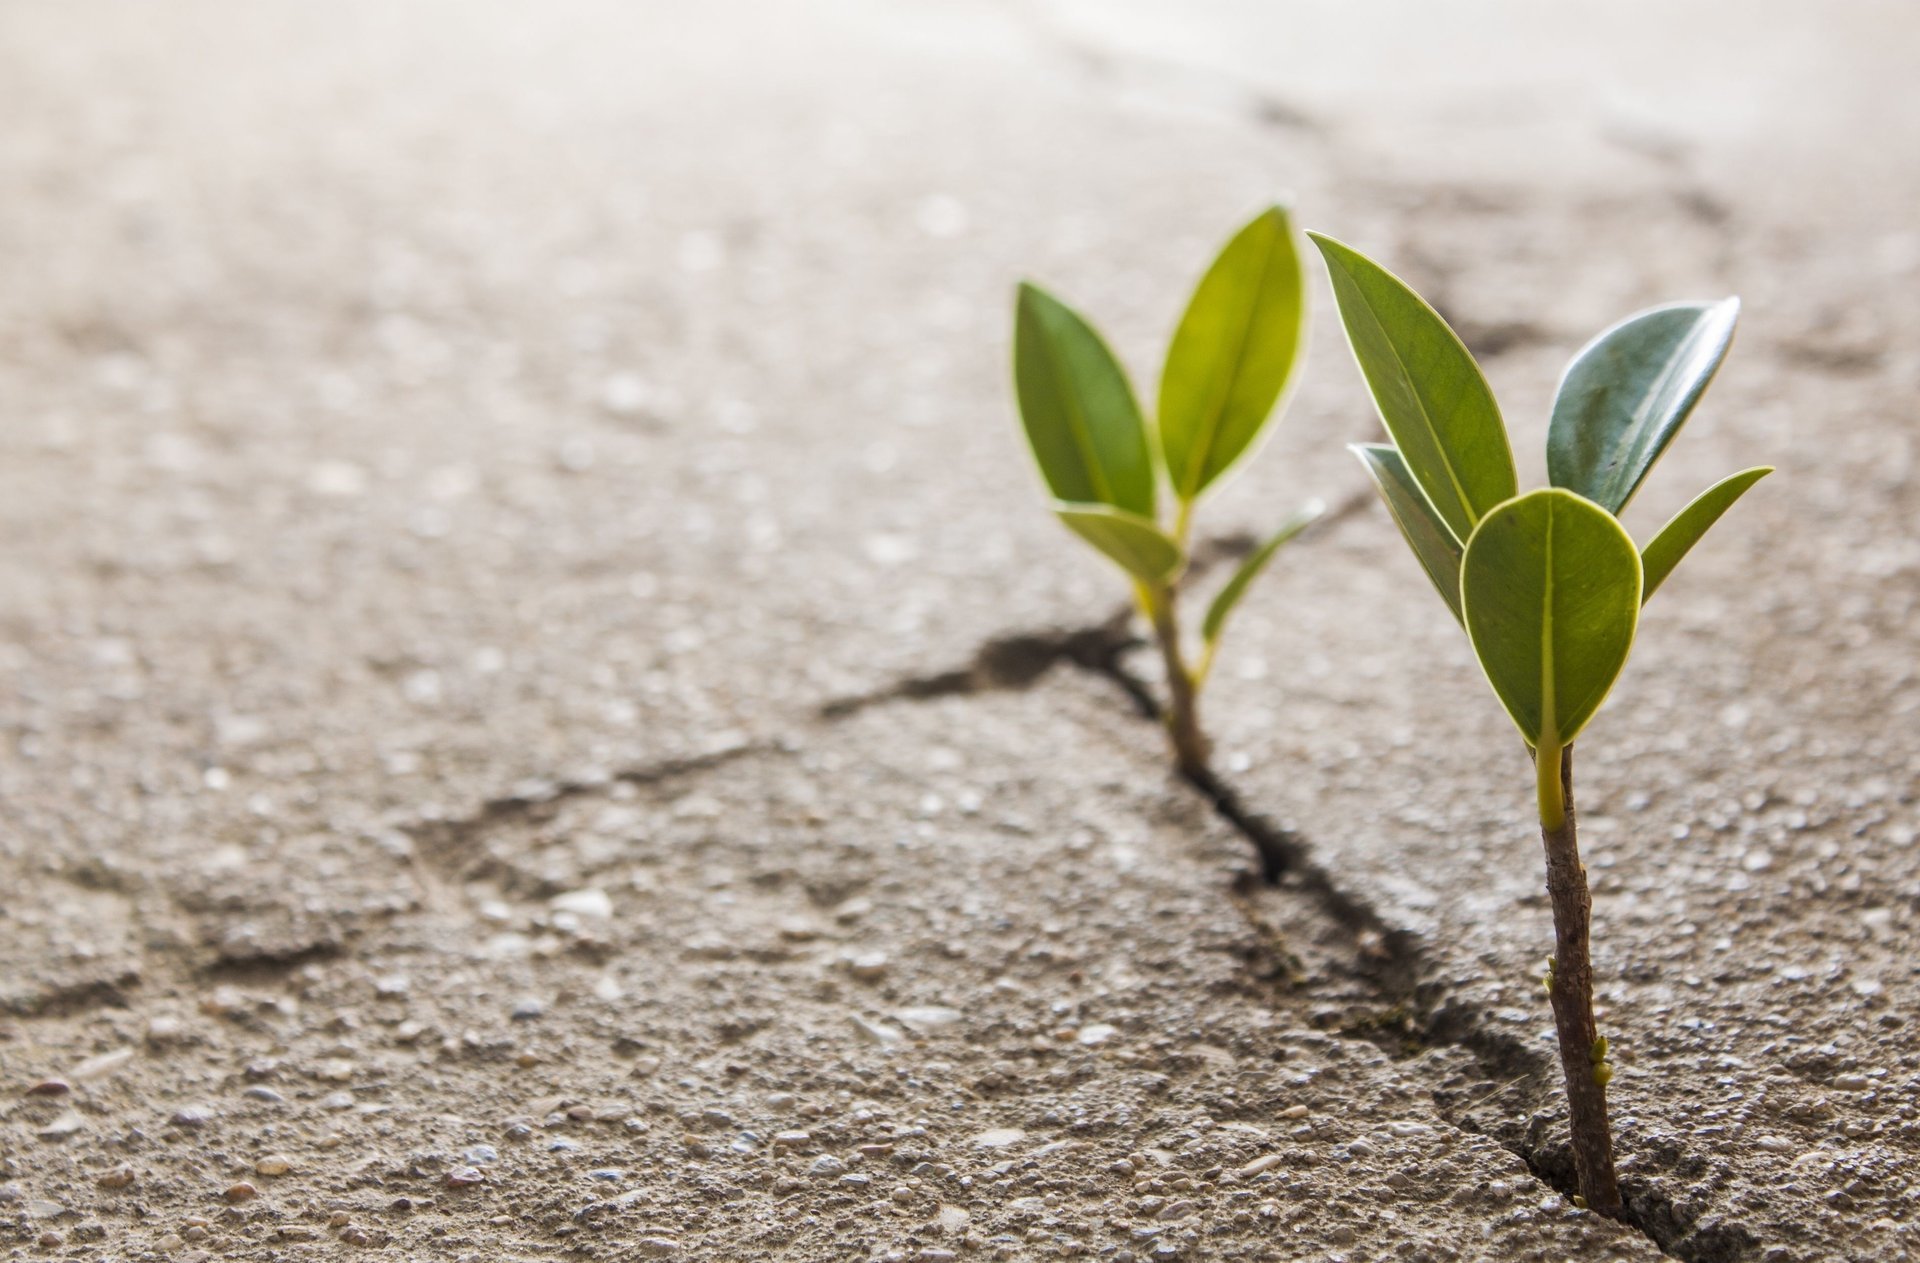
1013 284 1156 518
1640 466 1771 602
1200 503 1320 645
1158 206 1307 502
1353 442 1466 623
1309 237 1515 542
1548 298 1741 512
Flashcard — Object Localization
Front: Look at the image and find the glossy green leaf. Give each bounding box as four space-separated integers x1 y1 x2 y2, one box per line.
1352 443 1465 624
1200 501 1323 645
1641 466 1772 602
1013 283 1156 517
1158 206 1307 502
1461 489 1642 749
1054 502 1184 584
1548 298 1740 512
1308 233 1516 541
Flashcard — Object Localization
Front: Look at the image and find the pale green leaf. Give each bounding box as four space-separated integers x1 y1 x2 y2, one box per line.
1641 466 1772 602
1548 298 1740 512
1054 502 1184 584
1201 501 1324 645
1352 443 1465 623
1159 205 1307 502
1308 233 1516 541
1013 283 1156 517
1461 489 1642 748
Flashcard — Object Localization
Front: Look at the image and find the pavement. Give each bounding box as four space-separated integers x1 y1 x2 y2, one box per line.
1 2 1916 1260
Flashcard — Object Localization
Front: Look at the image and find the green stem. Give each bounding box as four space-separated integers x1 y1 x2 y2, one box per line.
1136 579 1210 779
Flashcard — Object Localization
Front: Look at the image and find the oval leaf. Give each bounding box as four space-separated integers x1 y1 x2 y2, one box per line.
1054 503 1184 584
1201 500 1323 645
1547 298 1740 513
1158 206 1307 502
1641 466 1772 603
1308 233 1516 541
1013 283 1155 517
1352 443 1464 624
1461 489 1642 748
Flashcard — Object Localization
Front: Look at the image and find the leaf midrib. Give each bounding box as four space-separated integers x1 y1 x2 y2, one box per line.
1037 309 1118 507
1340 262 1481 532
1599 310 1714 503
1179 225 1279 502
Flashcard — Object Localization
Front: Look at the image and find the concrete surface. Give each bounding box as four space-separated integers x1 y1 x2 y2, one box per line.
0 2 1914 1260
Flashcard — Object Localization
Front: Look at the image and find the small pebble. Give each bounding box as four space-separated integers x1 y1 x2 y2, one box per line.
26 1079 71 1097
589 1168 625 1182
255 1157 293 1177
809 1155 847 1177
773 1130 811 1148
171 1106 215 1128
849 952 890 982
98 1166 137 1189
636 1239 681 1258
511 999 545 1021
444 1167 486 1188
225 1182 257 1203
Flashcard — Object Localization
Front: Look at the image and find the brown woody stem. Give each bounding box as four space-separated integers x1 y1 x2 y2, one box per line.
1537 742 1623 1217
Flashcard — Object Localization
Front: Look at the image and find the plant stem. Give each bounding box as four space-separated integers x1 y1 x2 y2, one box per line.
1138 580 1210 779
1536 742 1623 1217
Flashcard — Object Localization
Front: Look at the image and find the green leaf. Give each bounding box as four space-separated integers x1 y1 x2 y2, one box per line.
1054 502 1184 584
1461 489 1642 749
1641 466 1772 602
1200 501 1324 645
1158 206 1307 502
1013 283 1156 517
1352 443 1465 624
1308 233 1516 541
1548 298 1741 512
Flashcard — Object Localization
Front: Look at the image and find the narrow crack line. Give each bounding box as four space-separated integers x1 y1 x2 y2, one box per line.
402 741 779 887
821 493 1374 722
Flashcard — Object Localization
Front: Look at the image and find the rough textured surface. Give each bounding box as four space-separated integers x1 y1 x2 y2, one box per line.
1 2 1915 1260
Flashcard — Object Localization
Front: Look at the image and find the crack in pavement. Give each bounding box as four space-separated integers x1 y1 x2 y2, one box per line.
819 554 1741 1259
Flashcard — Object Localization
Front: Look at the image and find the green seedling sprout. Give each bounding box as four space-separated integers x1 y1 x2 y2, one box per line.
1311 232 1770 1217
1012 206 1322 779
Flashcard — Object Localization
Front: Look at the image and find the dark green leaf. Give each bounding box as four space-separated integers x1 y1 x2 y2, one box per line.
1461 489 1642 748
1013 282 1156 517
1054 502 1184 584
1308 233 1516 541
1547 298 1740 512
1200 501 1323 645
1159 206 1307 502
1352 443 1465 623
1641 466 1772 602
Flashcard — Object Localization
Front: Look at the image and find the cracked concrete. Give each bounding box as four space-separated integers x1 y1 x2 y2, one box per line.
3 1 1917 1260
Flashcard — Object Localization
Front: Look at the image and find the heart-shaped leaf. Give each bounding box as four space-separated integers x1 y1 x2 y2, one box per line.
1159 206 1307 503
1309 233 1516 542
1547 298 1740 513
1200 501 1323 646
1014 283 1156 517
1641 466 1772 602
1352 443 1465 623
1054 503 1184 584
1461 489 1642 749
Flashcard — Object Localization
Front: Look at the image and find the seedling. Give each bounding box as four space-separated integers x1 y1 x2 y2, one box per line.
1012 206 1322 778
1312 232 1770 1216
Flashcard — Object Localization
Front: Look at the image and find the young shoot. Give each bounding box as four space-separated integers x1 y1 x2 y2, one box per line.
1311 232 1770 1217
1012 206 1322 779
